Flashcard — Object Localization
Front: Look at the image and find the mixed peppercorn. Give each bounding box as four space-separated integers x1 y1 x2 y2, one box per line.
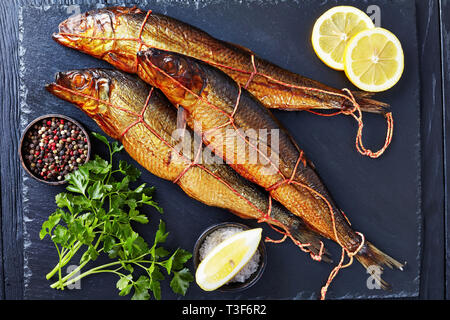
22 117 89 182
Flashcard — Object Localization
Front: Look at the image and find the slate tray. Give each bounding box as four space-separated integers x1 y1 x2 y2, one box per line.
441 0 450 299
12 0 421 300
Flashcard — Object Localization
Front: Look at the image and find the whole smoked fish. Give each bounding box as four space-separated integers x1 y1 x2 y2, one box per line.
136 49 403 290
52 6 389 115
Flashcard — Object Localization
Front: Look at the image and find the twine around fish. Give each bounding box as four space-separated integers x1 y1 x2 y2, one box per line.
56 7 394 159
52 7 402 299
50 81 327 278
135 51 370 300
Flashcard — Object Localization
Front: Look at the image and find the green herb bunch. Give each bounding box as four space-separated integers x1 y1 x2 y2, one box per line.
40 133 193 300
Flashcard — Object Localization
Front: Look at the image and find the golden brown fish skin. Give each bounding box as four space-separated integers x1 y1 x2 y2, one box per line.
52 6 389 114
136 49 357 248
136 49 403 277
45 68 329 259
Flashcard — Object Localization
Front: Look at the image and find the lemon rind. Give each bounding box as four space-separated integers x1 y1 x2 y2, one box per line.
195 228 262 291
311 6 375 71
343 27 404 92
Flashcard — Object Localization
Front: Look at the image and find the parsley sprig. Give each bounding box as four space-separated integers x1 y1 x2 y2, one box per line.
40 133 193 299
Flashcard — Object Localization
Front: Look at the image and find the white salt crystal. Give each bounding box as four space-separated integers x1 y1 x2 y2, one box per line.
199 227 261 284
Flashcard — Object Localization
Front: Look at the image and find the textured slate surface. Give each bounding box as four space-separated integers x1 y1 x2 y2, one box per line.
1 0 428 299
0 0 23 300
440 0 450 300
417 0 445 299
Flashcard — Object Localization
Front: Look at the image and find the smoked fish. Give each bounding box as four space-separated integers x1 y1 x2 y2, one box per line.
52 6 389 114
46 68 329 260
136 49 403 289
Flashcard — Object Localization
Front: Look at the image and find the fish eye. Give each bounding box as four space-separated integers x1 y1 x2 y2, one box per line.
162 57 179 76
71 73 87 89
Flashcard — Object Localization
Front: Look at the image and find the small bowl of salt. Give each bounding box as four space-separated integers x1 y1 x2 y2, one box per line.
193 222 267 292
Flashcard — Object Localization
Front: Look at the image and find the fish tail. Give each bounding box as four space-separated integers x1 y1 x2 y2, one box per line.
355 241 404 290
346 91 390 115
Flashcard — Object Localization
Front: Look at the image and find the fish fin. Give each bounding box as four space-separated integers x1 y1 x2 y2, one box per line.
355 241 404 290
110 6 144 15
228 209 253 220
288 225 332 263
347 91 390 115
103 52 137 74
224 41 254 54
352 91 376 99
232 207 333 263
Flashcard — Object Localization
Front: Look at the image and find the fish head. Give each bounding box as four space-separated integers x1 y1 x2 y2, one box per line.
52 7 143 72
46 69 112 114
136 48 206 109
52 9 115 58
46 69 126 140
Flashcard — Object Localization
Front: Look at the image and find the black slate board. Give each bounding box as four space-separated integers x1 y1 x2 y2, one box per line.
12 0 421 300
440 0 450 299
416 0 445 299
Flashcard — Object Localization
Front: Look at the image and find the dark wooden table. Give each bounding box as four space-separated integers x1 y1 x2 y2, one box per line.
0 0 448 299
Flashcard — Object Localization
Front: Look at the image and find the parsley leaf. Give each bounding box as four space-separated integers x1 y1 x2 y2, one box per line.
41 133 193 299
170 268 194 296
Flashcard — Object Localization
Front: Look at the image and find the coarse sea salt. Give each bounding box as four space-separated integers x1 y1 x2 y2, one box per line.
198 227 261 283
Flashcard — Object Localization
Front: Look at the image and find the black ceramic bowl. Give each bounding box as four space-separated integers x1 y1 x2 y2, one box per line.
19 114 91 185
193 222 267 292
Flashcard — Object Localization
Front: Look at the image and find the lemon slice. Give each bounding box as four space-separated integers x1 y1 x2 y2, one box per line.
344 27 404 92
195 228 262 291
312 6 375 70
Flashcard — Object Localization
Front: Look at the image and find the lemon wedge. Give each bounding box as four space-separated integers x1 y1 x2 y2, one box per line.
312 6 375 70
343 27 404 92
195 228 262 291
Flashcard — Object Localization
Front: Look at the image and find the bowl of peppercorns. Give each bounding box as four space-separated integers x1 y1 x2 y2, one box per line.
19 114 91 185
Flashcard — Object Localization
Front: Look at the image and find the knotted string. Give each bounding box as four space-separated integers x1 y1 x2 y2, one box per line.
57 6 393 158
138 57 367 300
51 81 324 266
